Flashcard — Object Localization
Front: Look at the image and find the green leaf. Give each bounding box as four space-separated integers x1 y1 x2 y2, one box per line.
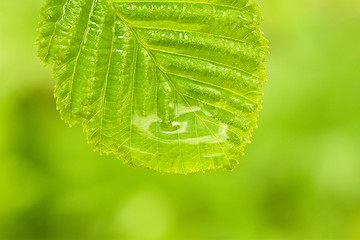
36 0 268 174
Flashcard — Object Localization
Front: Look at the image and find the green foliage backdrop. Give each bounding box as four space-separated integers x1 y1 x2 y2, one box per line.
1 0 360 239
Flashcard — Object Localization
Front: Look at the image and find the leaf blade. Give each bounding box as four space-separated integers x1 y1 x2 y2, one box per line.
37 0 268 173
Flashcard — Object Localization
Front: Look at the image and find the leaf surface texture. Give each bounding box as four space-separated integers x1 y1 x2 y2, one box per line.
37 0 268 173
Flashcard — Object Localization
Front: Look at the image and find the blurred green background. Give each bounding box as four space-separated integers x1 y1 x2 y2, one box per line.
1 0 360 239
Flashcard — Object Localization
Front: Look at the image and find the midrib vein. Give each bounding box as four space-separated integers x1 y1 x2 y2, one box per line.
112 7 233 164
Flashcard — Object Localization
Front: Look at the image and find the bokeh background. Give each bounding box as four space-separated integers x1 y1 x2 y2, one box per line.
1 0 360 239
